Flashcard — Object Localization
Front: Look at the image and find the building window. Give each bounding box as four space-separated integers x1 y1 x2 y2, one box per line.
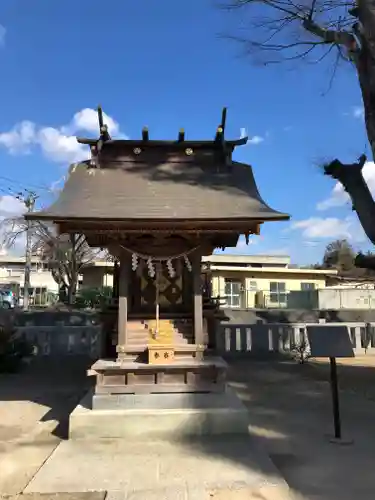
224 279 242 308
269 282 286 304
301 282 316 291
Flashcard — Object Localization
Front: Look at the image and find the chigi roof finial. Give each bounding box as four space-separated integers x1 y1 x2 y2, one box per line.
97 105 111 141
76 104 249 159
221 107 227 134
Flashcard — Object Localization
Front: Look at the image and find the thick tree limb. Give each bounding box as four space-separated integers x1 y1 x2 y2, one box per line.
355 252 375 270
323 154 367 177
302 18 357 48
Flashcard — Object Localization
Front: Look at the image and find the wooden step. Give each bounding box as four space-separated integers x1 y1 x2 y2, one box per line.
127 333 190 344
127 329 193 337
127 339 190 346
117 343 204 355
125 320 194 347
127 324 147 329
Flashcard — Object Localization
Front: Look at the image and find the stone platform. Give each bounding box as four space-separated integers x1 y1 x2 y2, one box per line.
24 437 290 498
70 386 249 440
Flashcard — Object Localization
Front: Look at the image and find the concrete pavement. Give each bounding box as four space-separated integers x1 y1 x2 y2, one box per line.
23 436 289 497
230 359 375 499
2 357 375 498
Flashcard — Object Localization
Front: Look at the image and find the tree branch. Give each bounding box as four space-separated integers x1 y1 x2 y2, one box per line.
302 18 357 48
221 0 362 67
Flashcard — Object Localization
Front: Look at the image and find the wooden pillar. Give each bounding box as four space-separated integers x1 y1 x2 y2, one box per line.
193 252 204 359
117 253 130 352
112 259 119 299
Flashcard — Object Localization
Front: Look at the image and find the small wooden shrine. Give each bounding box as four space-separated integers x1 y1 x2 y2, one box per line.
26 107 289 397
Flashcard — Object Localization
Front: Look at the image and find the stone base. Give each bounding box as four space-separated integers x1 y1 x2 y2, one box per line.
89 356 227 394
69 386 249 440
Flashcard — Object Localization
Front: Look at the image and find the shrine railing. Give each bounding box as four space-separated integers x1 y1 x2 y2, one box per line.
216 322 375 357
13 317 375 358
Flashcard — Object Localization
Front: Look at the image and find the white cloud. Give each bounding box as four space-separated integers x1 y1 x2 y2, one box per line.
36 127 87 163
316 182 348 211
62 108 120 136
289 216 366 242
290 217 351 239
343 106 364 120
0 195 24 218
352 106 364 120
248 135 264 145
317 161 375 211
0 24 6 47
0 108 123 164
0 121 36 154
240 128 264 145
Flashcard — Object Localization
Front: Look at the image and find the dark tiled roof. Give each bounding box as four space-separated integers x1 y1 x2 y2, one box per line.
27 160 289 221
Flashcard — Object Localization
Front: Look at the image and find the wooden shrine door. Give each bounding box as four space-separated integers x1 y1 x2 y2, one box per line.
131 260 192 315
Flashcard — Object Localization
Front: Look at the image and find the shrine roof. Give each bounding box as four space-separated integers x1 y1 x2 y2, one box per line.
25 159 289 223
76 137 248 149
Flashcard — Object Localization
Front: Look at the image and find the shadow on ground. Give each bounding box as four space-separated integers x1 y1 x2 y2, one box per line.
2 356 375 499
183 357 375 499
0 356 93 440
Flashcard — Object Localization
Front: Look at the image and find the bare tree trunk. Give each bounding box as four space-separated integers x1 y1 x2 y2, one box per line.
357 0 375 160
357 56 375 159
67 280 77 305
66 234 79 306
358 86 375 161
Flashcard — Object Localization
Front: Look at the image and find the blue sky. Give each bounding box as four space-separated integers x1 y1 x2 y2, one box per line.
0 0 371 264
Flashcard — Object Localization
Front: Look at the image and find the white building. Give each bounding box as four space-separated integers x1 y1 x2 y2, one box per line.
3 253 375 310
0 255 59 297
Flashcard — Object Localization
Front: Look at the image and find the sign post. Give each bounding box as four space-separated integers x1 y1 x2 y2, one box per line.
306 325 354 445
329 357 341 439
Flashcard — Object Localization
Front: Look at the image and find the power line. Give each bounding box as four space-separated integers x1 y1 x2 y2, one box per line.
0 174 55 194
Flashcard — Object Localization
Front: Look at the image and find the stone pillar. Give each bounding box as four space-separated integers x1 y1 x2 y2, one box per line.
193 252 204 360
117 252 130 355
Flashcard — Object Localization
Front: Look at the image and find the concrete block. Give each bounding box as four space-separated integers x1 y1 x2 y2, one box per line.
69 387 249 440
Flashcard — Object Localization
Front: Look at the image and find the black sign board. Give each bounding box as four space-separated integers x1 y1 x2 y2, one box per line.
306 325 354 358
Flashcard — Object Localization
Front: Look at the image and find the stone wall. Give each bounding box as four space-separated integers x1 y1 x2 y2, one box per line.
11 310 103 358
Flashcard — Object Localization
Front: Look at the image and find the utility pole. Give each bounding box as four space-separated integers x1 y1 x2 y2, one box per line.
17 190 38 310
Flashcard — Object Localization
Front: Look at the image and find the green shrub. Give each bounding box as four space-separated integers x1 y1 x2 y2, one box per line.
74 287 113 309
0 324 33 373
